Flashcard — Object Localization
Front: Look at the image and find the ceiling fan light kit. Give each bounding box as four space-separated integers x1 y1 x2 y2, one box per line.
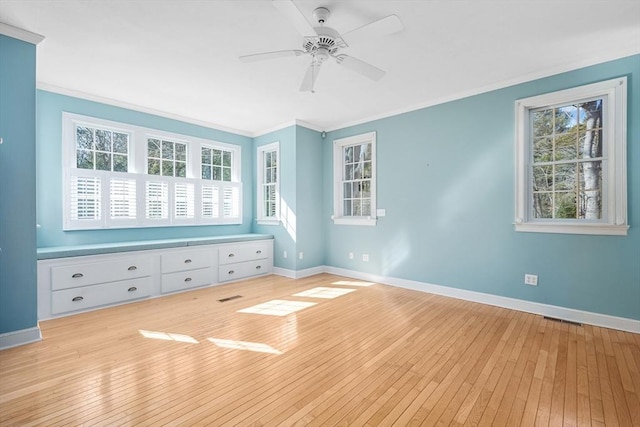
239 0 404 93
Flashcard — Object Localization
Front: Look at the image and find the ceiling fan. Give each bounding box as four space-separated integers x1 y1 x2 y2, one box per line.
239 0 404 92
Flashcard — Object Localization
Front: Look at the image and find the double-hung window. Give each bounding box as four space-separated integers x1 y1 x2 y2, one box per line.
62 113 242 230
256 142 279 224
515 77 628 235
333 131 377 226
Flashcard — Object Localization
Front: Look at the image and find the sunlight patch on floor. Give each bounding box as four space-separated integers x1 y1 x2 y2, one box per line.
139 330 199 343
208 338 283 355
332 280 376 287
293 287 357 299
237 300 317 316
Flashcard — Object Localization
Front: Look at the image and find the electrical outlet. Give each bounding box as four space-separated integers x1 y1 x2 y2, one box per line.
283 251 287 259
524 274 538 286
362 254 369 262
349 252 354 260
299 252 304 260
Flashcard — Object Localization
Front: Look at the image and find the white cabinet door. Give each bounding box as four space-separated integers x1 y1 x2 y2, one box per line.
51 256 151 290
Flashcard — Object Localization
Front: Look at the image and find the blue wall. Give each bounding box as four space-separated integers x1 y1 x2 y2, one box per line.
323 54 640 320
0 35 38 334
252 125 324 270
36 91 254 247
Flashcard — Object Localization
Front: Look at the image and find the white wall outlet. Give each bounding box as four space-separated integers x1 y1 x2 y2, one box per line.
283 251 287 259
524 274 538 286
349 252 354 260
376 208 386 217
362 254 369 262
299 252 303 260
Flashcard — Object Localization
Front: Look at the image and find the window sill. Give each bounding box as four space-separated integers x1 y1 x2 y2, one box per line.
515 222 629 236
333 217 377 226
257 219 280 226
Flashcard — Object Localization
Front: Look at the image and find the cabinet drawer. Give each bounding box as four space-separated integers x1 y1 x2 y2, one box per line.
51 276 152 315
162 248 214 273
219 259 271 282
219 241 271 265
161 267 215 293
51 256 151 291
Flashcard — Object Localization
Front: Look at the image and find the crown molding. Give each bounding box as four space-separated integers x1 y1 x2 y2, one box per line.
0 22 44 44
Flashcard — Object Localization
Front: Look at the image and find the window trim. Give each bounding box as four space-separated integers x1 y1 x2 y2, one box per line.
256 141 280 225
62 112 242 230
332 131 377 226
514 77 628 236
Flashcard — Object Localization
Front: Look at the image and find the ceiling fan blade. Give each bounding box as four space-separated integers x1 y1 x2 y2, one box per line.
300 61 322 92
272 0 316 37
239 50 305 63
342 15 404 45
335 55 386 81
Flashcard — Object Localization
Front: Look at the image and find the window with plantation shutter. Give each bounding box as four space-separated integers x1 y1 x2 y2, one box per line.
110 178 136 220
63 113 242 229
256 142 279 224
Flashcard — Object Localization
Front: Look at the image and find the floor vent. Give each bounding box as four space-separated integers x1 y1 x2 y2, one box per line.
543 316 582 326
218 295 242 303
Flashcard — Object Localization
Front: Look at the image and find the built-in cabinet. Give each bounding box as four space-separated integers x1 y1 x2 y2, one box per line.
38 239 273 320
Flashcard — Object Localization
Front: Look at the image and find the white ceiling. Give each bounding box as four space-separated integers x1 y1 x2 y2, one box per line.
1 0 638 136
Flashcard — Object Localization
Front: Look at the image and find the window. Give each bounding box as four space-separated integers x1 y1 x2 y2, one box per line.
333 132 376 226
515 77 628 235
62 113 242 230
256 142 279 224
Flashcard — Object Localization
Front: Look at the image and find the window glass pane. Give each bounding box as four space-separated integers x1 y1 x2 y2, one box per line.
344 164 353 181
533 166 552 191
343 183 351 198
212 150 222 166
554 192 576 218
554 105 577 133
352 200 361 216
353 144 361 161
95 129 111 151
363 161 371 179
148 158 160 175
95 152 111 171
554 133 577 161
532 137 552 163
554 163 576 191
344 146 353 163
343 200 351 216
354 164 362 180
223 167 231 182
77 126 93 150
223 151 231 167
202 147 212 164
113 154 127 172
362 199 371 216
162 160 174 177
533 192 553 218
265 151 272 168
361 181 371 197
162 141 174 159
532 109 553 138
363 143 371 161
213 166 221 181
77 150 94 169
352 182 361 198
202 164 211 180
579 161 602 219
113 133 128 154
147 139 161 158
175 161 186 178
175 143 187 161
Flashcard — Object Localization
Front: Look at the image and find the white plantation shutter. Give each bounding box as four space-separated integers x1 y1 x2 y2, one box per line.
202 185 219 219
145 181 168 219
174 183 195 219
222 185 240 219
110 178 136 219
70 175 101 221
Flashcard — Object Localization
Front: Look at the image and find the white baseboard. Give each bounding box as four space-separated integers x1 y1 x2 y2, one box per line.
0 326 42 351
279 265 639 334
273 266 326 279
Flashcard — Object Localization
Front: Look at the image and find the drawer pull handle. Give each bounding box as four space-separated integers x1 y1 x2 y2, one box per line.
128 266 137 271
72 273 83 279
256 250 262 254
228 270 235 275
72 296 84 302
184 259 192 264
256 265 262 270
185 277 192 282
128 287 137 292
228 253 235 258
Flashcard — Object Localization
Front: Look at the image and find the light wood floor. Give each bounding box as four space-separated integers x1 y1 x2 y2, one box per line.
1 274 639 426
